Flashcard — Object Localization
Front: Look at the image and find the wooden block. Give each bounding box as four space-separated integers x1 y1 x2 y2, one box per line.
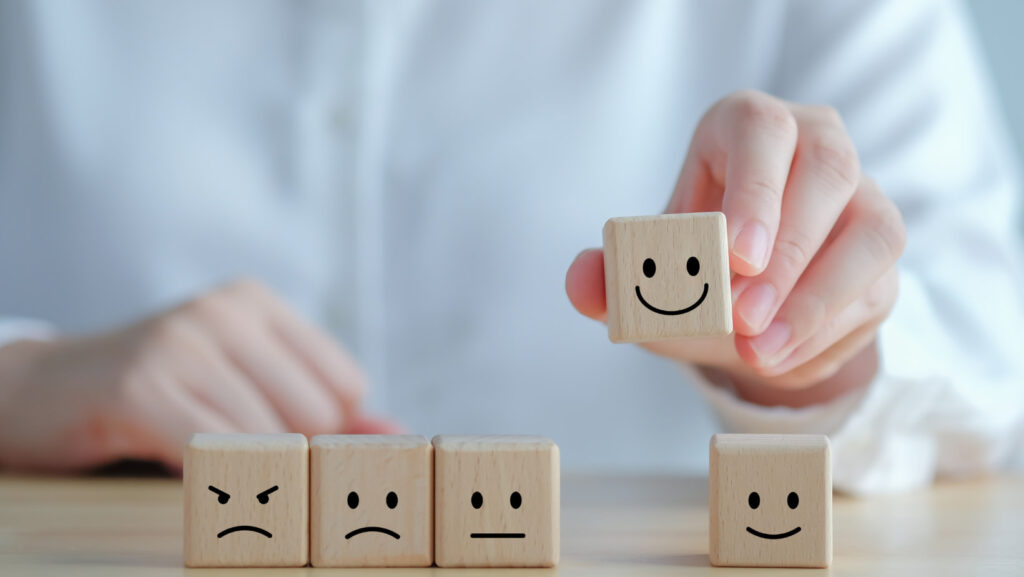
310 435 433 567
184 433 308 567
433 435 559 568
709 434 832 568
603 212 732 342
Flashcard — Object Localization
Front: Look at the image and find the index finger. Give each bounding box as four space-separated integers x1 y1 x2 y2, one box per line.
668 91 798 276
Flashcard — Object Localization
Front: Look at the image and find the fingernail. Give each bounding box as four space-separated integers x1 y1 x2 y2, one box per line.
748 320 791 363
733 220 770 270
736 282 776 331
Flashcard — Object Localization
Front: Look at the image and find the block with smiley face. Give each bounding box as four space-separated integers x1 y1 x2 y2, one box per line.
310 435 433 567
603 212 732 342
184 433 309 567
709 434 832 568
433 435 559 567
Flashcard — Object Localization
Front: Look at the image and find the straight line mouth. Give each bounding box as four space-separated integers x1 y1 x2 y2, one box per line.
746 526 801 540
217 525 272 538
346 526 400 539
470 533 526 539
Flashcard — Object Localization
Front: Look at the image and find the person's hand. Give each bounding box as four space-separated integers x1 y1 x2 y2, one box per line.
566 91 906 403
0 280 399 471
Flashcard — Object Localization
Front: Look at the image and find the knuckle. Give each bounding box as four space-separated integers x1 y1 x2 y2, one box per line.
729 91 798 141
804 128 860 190
862 198 908 262
770 234 815 281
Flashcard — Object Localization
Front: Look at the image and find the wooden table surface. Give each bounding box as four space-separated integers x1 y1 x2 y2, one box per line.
1 473 1022 576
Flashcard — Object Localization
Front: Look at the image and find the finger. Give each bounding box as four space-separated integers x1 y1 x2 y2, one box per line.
173 323 288 433
344 414 407 435
758 268 897 378
733 105 860 336
761 323 881 391
670 91 799 275
222 330 344 437
236 282 368 417
737 179 906 368
131 374 237 467
565 249 607 321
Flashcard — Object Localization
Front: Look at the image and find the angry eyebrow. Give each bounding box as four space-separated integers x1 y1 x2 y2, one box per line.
256 485 279 503
208 485 230 503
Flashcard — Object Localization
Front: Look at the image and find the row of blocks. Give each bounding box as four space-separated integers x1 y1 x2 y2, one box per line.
184 434 559 567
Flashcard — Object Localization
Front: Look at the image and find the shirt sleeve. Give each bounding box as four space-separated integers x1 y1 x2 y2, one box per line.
694 0 1024 495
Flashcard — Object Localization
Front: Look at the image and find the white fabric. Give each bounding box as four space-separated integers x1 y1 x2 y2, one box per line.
1 0 1022 491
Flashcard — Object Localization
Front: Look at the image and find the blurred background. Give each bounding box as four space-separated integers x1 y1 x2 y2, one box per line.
969 0 1024 214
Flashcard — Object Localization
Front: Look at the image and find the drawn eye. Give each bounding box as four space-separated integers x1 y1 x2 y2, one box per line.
748 491 760 509
643 258 656 278
256 485 279 505
348 491 359 509
208 485 230 504
386 491 398 509
471 491 483 509
686 256 700 276
510 491 522 509
788 492 799 509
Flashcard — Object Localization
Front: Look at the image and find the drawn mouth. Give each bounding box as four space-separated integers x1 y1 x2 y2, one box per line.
635 283 709 315
746 526 801 540
346 526 401 540
217 525 272 538
470 533 526 539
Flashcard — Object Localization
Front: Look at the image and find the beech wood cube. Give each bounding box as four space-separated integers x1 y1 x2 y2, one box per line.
603 212 732 342
709 434 832 568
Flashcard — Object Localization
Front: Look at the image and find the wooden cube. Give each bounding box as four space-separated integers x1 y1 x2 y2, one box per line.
603 212 732 342
709 434 832 568
184 433 309 567
310 435 433 567
433 435 559 567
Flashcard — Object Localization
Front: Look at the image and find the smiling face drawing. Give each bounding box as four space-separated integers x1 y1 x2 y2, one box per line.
709 434 832 568
603 213 732 343
310 435 433 567
184 433 309 568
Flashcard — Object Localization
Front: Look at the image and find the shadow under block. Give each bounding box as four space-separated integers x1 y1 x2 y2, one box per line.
310 435 433 567
184 433 309 567
709 434 832 568
433 435 559 568
603 212 732 342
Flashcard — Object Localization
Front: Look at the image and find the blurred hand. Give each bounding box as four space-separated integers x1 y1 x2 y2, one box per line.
567 91 906 403
0 280 400 471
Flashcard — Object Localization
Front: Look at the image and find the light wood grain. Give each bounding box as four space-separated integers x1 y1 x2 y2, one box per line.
310 435 433 567
433 435 559 567
2 472 1024 575
603 213 732 343
183 433 308 567
709 434 831 568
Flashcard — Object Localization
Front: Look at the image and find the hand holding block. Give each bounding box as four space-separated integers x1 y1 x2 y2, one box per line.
603 212 732 342
184 433 309 567
433 435 559 567
310 435 433 567
709 434 832 568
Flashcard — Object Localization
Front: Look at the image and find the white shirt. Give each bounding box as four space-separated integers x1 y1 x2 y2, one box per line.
1 0 1022 493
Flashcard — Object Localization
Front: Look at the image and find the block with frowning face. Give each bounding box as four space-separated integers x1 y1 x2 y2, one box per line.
433 435 559 567
184 433 308 567
310 435 433 567
603 212 732 342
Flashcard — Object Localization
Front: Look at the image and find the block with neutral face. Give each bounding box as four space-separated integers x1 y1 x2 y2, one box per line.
709 434 832 568
184 433 309 567
310 435 433 567
603 212 732 342
433 435 559 568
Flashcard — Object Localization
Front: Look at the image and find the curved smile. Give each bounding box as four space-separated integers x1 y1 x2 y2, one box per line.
635 283 709 316
217 525 272 538
746 526 801 540
345 526 401 540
